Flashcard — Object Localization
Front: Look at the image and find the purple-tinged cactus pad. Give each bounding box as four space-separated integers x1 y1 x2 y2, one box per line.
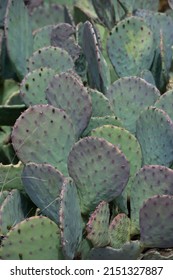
86 201 110 247
131 165 173 235
20 67 56 106
136 106 173 166
60 178 83 260
27 46 74 74
109 213 131 249
0 189 34 235
0 216 63 260
107 16 154 77
46 72 92 137
11 104 76 176
4 0 33 80
89 241 142 260
106 76 160 134
68 136 130 214
22 163 65 224
140 195 173 248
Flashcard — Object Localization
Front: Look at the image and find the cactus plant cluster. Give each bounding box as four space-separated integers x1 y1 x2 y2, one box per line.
1 0 173 260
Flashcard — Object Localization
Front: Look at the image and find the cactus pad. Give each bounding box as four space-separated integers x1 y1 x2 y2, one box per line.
0 162 24 191
107 16 154 77
60 178 83 259
155 89 173 121
4 0 33 79
0 216 63 260
106 77 160 134
86 201 110 247
46 72 92 137
22 163 65 224
140 195 173 248
20 67 56 106
68 136 130 214
11 104 76 176
131 165 173 235
89 89 113 117
136 106 173 166
109 213 131 249
27 46 74 74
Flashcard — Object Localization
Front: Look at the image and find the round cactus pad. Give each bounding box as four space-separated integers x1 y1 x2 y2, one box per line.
0 216 63 260
140 195 173 248
11 104 76 176
89 89 113 117
130 165 173 235
27 46 74 73
106 76 160 134
107 16 154 77
68 136 130 214
22 163 65 224
136 106 173 166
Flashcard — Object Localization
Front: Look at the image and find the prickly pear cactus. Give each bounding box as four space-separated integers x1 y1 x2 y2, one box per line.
109 213 131 249
46 71 92 137
68 136 130 214
22 163 65 224
20 67 56 106
0 216 63 260
136 106 173 166
89 89 114 117
0 189 34 235
140 195 173 248
60 178 83 260
155 89 173 120
86 201 110 247
107 16 155 77
0 162 23 191
106 76 160 134
11 104 76 176
130 165 173 235
27 46 74 74
4 0 33 80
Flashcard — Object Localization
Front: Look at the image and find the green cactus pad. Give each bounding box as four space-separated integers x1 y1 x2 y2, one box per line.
155 89 173 120
106 77 160 134
90 125 142 193
89 241 142 260
134 0 159 11
107 16 154 77
30 4 66 31
136 106 173 166
82 21 110 94
139 69 156 86
0 162 24 191
60 178 83 259
89 89 113 117
109 213 131 249
82 116 123 136
68 136 130 214
11 104 76 176
46 72 92 137
0 216 63 260
140 195 173 248
4 0 33 80
0 189 34 235
33 25 55 52
20 67 56 106
86 201 110 247
27 46 74 74
131 165 173 235
22 163 65 224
